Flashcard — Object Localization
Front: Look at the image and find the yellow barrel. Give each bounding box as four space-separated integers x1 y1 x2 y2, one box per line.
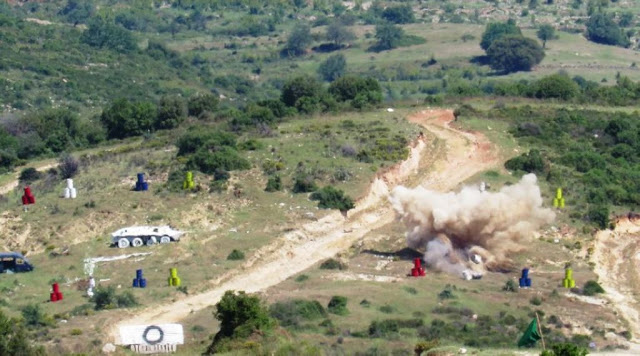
556 188 563 199
565 268 572 279
170 268 178 278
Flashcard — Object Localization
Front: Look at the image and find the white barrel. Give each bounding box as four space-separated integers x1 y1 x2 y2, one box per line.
66 179 74 189
64 188 71 199
70 188 77 199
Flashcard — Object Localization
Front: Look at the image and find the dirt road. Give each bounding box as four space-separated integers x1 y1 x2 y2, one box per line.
592 217 640 349
110 109 499 343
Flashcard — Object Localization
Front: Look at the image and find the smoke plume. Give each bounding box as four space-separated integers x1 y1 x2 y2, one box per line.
390 174 555 274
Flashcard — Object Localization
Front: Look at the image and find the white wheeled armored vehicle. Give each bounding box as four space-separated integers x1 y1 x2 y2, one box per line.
111 226 185 248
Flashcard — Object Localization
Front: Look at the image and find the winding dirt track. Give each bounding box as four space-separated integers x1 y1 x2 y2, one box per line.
107 109 499 343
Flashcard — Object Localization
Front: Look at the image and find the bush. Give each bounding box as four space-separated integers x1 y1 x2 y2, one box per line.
58 152 79 179
19 167 42 183
265 176 283 192
438 287 456 300
21 304 53 328
187 147 251 174
318 54 347 82
269 299 328 327
534 74 579 100
292 175 317 193
587 204 609 229
207 291 275 354
582 280 605 296
281 75 323 108
503 280 517 292
369 319 399 338
155 96 187 130
319 258 346 270
327 296 348 315
227 249 245 261
0 310 46 355
91 286 138 310
310 186 355 211
379 304 394 314
530 296 543 306
541 342 589 356
188 94 219 117
504 149 546 174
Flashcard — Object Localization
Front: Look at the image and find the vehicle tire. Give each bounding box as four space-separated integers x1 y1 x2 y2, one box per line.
147 236 158 246
160 236 171 244
117 238 130 248
132 238 144 247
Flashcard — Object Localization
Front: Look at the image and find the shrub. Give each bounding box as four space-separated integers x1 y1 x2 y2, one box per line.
319 258 346 270
530 296 543 306
155 96 187 130
379 304 394 314
368 319 399 338
281 75 323 107
21 304 53 328
292 175 317 193
541 342 589 356
534 74 579 100
58 152 79 179
414 340 439 355
583 280 605 296
587 204 610 229
437 287 456 300
586 13 630 47
269 299 328 327
503 280 517 292
295 274 309 282
227 249 245 261
310 186 355 211
265 176 283 192
318 54 346 82
91 286 139 310
207 291 275 354
327 296 348 315
188 94 219 117
504 149 546 174
19 167 41 183
187 147 251 174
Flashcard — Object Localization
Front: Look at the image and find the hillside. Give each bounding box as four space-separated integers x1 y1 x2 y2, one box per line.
1 1 640 355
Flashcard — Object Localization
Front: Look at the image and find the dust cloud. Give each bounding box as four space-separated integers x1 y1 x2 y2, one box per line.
390 174 555 274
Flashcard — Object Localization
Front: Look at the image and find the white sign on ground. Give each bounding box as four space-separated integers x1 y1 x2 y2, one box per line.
118 324 184 346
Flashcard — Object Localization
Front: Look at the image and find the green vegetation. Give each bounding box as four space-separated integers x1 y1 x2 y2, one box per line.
586 12 630 47
227 249 245 261
0 310 46 355
91 286 139 310
206 291 275 354
327 296 349 315
310 185 355 211
487 35 545 73
269 299 327 327
319 258 346 270
583 280 605 296
540 342 589 356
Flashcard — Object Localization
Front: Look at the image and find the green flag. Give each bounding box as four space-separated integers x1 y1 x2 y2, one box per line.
518 318 542 347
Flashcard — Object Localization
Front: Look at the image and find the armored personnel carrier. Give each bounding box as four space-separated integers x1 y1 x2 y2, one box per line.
111 226 185 248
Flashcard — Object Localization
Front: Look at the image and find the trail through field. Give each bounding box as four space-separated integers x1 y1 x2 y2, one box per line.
592 217 640 350
110 108 499 343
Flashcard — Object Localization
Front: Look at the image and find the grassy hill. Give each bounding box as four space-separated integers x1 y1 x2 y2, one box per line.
1 1 640 355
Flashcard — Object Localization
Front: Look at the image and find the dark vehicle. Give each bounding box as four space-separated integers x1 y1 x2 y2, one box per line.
0 252 34 273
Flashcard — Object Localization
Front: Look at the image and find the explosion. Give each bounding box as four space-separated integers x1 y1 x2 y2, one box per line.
390 174 555 275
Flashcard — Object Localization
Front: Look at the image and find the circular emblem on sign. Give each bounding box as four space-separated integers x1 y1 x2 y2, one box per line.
142 325 164 345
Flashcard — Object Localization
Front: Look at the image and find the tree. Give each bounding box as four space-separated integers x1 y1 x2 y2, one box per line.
81 17 137 53
188 93 219 117
280 75 323 107
588 204 609 229
0 310 46 356
59 0 95 26
586 12 630 47
536 24 555 48
318 54 347 82
381 5 415 24
533 74 579 100
487 35 545 73
100 99 156 139
284 23 312 56
372 22 404 51
310 185 355 212
329 75 382 105
326 21 356 47
480 19 522 51
206 291 275 354
155 96 187 130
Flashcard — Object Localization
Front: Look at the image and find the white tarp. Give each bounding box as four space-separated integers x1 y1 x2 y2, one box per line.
118 324 184 346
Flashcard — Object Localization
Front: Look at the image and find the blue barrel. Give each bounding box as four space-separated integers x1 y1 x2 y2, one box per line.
526 278 532 287
137 173 145 183
133 278 139 288
136 269 143 279
521 268 529 279
140 279 147 288
142 182 148 191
